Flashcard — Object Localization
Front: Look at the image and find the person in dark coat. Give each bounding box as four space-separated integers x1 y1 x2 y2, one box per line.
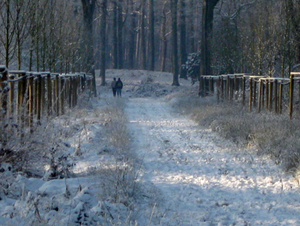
116 78 123 97
111 77 117 97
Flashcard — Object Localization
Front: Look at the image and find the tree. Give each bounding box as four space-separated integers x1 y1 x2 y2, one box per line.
81 0 97 96
160 1 168 72
200 0 220 76
100 0 107 86
149 0 155 71
179 0 187 78
128 0 136 69
140 0 147 69
171 0 180 86
0 0 15 68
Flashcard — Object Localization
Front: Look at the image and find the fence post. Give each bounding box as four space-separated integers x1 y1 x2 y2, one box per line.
54 74 59 116
37 74 42 121
17 72 27 138
242 76 246 105
40 74 46 116
221 76 224 101
229 77 234 101
226 75 230 100
0 66 8 120
268 80 273 111
9 74 15 118
47 73 52 116
0 66 8 142
262 82 265 109
279 82 283 114
217 77 220 102
253 79 257 108
258 79 262 113
28 75 34 130
274 80 278 113
249 77 253 111
60 77 65 115
289 74 294 118
234 75 238 100
69 77 73 108
266 80 269 110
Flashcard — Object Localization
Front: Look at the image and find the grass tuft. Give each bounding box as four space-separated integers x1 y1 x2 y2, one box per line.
172 95 300 176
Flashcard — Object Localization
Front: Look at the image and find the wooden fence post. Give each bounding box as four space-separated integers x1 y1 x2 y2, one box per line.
40 74 46 116
9 74 15 118
279 82 283 114
258 79 262 113
230 77 234 101
17 72 27 138
221 76 224 101
0 66 8 120
242 76 246 105
217 77 220 102
226 75 230 100
69 77 73 108
54 74 59 116
249 77 253 111
37 74 42 121
234 75 238 100
47 73 52 116
60 77 65 115
253 79 257 108
268 80 273 111
28 75 34 130
0 66 8 142
274 80 278 113
289 74 294 118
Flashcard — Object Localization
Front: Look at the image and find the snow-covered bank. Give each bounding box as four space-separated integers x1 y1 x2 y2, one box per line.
126 96 300 225
1 69 300 225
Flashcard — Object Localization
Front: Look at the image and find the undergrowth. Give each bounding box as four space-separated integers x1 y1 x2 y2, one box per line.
172 95 300 176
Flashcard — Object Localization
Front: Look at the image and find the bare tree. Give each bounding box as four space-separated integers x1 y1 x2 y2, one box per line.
200 0 220 76
179 0 187 78
100 0 108 86
149 0 155 71
0 0 15 67
81 0 97 96
171 0 179 86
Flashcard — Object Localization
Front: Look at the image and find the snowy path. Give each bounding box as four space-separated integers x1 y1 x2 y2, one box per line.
126 98 300 226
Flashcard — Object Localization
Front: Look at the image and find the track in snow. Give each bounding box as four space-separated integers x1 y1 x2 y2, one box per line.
126 98 300 226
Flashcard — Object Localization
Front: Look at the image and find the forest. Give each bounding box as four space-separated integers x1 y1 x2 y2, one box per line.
1 0 300 80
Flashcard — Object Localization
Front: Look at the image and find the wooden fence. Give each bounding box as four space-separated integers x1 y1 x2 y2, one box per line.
199 72 300 118
0 66 93 138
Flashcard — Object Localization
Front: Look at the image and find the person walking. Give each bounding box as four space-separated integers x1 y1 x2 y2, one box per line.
116 78 123 97
111 77 117 97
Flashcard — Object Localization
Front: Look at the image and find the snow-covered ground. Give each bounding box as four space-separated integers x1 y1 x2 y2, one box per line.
1 69 300 225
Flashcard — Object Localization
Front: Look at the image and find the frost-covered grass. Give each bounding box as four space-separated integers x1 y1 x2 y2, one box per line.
0 90 144 225
172 96 300 176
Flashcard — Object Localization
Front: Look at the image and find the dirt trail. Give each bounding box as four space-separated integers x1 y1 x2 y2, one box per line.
126 97 300 226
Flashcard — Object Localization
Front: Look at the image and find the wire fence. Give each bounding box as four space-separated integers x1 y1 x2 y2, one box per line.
199 72 300 118
0 66 93 139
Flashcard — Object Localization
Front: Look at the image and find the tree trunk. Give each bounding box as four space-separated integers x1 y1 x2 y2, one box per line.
140 0 146 69
100 0 107 86
112 1 118 68
160 1 168 72
189 0 195 53
128 0 136 69
117 0 123 69
149 0 155 71
171 0 180 86
81 0 97 96
179 0 187 79
200 0 219 76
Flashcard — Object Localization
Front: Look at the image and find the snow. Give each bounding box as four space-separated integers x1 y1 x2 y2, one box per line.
1 69 300 225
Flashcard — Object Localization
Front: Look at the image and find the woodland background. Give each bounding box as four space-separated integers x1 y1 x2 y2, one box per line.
1 0 300 80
